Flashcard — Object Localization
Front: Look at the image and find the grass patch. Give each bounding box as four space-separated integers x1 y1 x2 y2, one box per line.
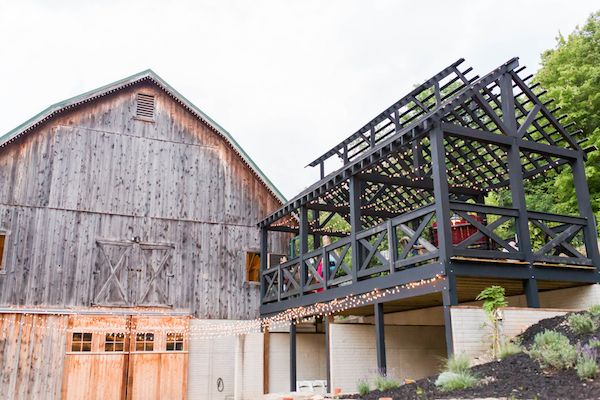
568 313 599 335
529 330 576 369
498 341 522 359
374 375 400 391
576 355 598 380
435 371 478 392
588 305 600 317
356 379 370 396
444 353 470 374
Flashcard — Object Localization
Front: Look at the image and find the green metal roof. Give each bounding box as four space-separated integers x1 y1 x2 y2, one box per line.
0 69 286 203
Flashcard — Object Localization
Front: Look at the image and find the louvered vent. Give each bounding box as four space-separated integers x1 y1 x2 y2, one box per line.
136 93 155 119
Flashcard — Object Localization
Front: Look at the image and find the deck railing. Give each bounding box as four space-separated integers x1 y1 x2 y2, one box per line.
261 202 595 304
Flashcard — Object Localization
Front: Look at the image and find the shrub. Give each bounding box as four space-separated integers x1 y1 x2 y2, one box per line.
498 342 522 359
589 338 600 348
374 375 400 391
529 330 577 369
589 305 600 317
568 313 599 335
576 355 598 380
356 379 370 396
444 353 471 374
435 371 478 392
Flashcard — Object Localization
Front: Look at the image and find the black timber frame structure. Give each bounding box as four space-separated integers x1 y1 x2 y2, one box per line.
257 58 600 390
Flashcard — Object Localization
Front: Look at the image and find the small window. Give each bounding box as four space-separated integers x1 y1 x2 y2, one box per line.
166 332 184 351
0 232 7 271
105 332 126 352
71 332 93 352
136 93 155 120
245 252 260 282
135 332 154 351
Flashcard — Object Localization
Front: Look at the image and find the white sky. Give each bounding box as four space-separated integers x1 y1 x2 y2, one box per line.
0 1 597 200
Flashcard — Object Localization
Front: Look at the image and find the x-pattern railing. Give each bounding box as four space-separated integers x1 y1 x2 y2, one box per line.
449 202 524 260
529 211 592 266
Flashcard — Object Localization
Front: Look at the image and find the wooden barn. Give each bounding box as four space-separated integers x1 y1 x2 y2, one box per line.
0 71 289 399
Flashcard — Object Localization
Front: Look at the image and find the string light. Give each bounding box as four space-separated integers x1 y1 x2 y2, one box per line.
0 275 443 338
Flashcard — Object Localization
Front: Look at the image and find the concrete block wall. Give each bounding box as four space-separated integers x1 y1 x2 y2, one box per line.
188 320 264 400
329 323 446 393
268 332 327 393
450 306 569 359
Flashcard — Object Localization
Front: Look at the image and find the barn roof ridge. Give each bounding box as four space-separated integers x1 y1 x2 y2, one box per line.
0 69 287 204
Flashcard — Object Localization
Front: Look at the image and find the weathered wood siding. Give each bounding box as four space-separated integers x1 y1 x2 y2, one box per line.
0 82 287 318
0 314 67 400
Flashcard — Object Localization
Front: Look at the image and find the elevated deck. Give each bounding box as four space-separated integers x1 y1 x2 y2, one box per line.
256 57 600 389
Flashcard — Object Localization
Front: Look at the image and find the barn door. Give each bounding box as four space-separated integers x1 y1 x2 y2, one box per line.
92 240 174 307
134 244 174 306
92 240 134 306
62 315 188 400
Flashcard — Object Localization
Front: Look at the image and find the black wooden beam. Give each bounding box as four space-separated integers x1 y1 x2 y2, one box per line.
357 172 482 197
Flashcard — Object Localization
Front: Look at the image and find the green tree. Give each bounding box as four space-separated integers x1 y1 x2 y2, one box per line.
533 10 600 228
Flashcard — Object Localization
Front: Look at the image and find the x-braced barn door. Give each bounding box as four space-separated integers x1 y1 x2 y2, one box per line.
92 240 175 307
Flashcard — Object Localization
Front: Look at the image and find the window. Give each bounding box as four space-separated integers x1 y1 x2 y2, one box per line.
135 332 154 351
135 93 155 120
104 332 126 352
245 252 260 282
0 232 7 271
71 332 93 352
166 332 184 351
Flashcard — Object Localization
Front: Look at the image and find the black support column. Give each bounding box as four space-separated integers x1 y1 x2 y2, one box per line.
430 119 457 356
500 73 539 308
573 156 600 274
325 316 332 393
289 319 297 392
374 302 387 375
349 175 362 283
260 227 269 303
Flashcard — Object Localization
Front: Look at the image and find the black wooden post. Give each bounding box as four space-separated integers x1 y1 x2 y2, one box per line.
260 227 268 303
573 156 600 269
374 302 387 375
430 120 453 262
299 206 309 296
313 210 321 250
500 72 539 308
349 175 363 283
325 315 332 393
289 319 297 392
430 119 457 356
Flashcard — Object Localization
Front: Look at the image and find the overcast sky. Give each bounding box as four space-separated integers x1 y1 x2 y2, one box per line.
0 1 597 199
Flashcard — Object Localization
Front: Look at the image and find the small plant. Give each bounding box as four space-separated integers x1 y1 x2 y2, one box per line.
374 375 400 391
476 285 508 358
435 371 478 392
529 330 577 369
444 353 470 374
576 355 598 379
498 341 522 359
568 313 599 335
589 304 600 317
356 379 370 396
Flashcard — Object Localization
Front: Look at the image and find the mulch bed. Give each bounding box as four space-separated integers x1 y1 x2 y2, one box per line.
342 311 600 399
